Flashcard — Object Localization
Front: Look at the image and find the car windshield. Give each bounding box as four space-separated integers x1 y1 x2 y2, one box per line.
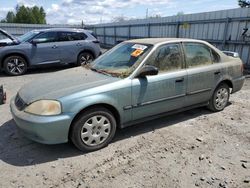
18 31 40 42
89 42 153 78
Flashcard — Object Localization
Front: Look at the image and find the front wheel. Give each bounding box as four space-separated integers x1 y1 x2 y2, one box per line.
3 55 27 76
70 107 117 152
77 52 94 66
208 83 230 112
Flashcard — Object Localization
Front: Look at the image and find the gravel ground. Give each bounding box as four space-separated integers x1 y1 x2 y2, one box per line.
0 67 249 188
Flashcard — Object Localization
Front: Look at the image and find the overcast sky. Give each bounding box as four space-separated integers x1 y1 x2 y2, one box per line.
0 0 239 25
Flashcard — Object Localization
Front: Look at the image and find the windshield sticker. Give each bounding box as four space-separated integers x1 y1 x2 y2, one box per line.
132 44 148 50
131 49 144 57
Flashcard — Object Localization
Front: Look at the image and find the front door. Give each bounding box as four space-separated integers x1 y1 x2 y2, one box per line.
29 31 60 65
131 43 187 121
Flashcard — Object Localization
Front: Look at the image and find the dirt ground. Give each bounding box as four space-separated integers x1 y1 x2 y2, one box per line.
0 67 249 188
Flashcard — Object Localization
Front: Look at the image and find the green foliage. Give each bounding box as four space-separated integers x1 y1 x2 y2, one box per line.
1 5 46 24
238 0 250 7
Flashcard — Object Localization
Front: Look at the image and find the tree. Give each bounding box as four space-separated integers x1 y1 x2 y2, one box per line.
2 4 46 24
6 11 15 23
238 0 250 7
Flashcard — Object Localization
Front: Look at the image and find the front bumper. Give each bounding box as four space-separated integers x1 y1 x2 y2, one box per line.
10 98 73 144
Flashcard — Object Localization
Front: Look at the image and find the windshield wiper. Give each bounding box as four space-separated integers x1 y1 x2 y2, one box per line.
90 67 114 77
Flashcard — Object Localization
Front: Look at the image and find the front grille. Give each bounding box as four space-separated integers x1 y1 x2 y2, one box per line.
15 94 27 111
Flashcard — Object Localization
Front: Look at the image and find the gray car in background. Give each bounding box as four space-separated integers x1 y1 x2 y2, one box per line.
0 28 101 75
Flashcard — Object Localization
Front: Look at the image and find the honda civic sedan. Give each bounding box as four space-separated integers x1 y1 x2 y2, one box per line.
10 38 245 151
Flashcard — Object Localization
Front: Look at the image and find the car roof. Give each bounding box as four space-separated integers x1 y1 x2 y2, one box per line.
126 38 207 45
31 28 90 33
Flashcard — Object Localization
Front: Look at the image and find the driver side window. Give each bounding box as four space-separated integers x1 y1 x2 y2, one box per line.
145 43 183 73
34 32 57 43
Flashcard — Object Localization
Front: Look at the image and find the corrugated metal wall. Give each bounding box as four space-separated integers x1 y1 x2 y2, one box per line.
87 8 250 67
0 23 81 37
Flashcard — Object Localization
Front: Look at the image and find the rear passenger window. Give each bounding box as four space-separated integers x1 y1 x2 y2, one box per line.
145 43 183 73
58 32 87 42
184 43 213 67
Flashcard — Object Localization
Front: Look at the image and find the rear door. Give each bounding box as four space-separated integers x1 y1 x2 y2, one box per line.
29 31 60 65
183 42 222 106
57 31 87 64
131 43 187 120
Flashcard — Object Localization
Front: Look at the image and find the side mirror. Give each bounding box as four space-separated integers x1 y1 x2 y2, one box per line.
136 65 158 78
30 38 46 45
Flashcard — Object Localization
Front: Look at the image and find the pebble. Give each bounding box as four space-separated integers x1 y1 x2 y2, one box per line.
220 166 226 170
219 182 226 188
199 155 205 161
240 160 248 163
196 137 203 142
242 163 247 169
244 179 250 183
195 182 200 187
200 177 205 181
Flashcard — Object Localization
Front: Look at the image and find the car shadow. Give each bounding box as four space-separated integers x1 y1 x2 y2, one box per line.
0 107 212 167
0 64 75 77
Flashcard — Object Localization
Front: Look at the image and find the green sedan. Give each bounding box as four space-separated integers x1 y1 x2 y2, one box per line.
10 38 245 151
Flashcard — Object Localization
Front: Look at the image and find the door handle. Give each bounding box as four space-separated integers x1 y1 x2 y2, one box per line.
52 45 58 49
175 78 184 83
214 71 221 75
76 43 82 46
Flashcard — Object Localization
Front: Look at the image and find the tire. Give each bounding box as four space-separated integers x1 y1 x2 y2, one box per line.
70 107 117 152
3 55 27 76
208 83 230 112
77 52 94 66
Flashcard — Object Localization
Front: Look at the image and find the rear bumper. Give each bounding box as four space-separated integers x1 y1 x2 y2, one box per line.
10 98 73 144
232 76 245 93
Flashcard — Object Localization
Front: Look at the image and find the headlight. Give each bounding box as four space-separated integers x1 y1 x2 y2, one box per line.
24 100 61 115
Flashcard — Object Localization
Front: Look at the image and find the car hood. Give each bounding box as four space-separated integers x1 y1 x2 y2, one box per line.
0 29 19 44
18 67 121 104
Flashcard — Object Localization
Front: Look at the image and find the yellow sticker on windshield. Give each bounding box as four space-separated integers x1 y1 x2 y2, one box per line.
131 49 143 57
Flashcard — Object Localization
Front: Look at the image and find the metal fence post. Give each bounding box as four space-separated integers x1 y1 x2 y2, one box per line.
222 17 230 49
148 23 151 38
114 26 117 45
103 26 106 46
128 25 131 39
176 22 180 38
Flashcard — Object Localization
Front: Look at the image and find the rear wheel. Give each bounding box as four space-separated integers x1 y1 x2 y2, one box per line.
70 107 117 152
3 55 27 76
77 52 94 66
208 83 230 112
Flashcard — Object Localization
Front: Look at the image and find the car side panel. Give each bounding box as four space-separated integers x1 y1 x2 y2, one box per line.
185 63 223 107
219 59 245 93
57 40 79 64
29 42 60 65
60 79 133 126
131 70 187 120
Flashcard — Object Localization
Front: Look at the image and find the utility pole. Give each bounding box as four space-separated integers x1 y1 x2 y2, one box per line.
146 8 149 19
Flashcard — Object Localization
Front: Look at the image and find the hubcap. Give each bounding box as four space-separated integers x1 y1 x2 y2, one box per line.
81 115 111 146
7 58 25 75
215 88 229 110
80 54 93 65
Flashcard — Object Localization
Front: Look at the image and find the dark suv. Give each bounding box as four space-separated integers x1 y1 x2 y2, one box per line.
0 28 101 75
